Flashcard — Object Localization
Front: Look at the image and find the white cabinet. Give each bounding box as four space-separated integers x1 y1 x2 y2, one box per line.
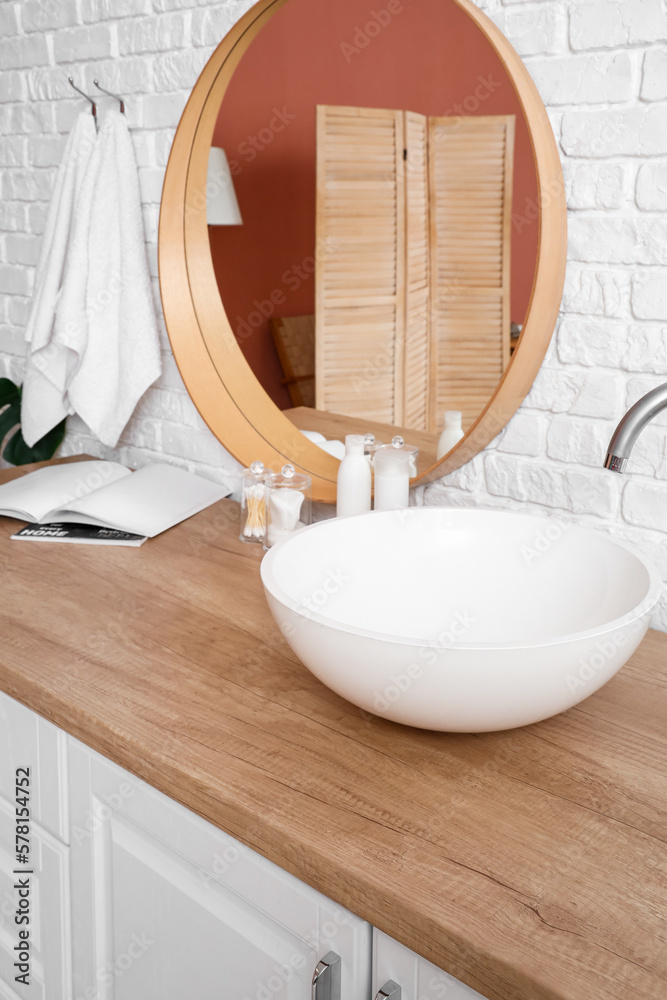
0 690 492 1000
68 738 372 1000
372 930 488 1000
0 692 71 1000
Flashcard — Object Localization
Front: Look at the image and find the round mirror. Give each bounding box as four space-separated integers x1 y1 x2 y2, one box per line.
159 0 566 502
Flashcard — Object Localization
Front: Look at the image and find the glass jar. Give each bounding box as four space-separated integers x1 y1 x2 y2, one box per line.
265 464 312 548
390 436 419 477
368 435 419 477
239 461 268 544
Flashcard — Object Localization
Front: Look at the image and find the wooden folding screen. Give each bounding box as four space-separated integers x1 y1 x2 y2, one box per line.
315 105 406 425
428 116 514 432
316 106 513 433
402 111 431 432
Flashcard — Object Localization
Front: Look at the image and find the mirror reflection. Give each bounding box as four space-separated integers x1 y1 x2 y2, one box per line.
208 0 539 472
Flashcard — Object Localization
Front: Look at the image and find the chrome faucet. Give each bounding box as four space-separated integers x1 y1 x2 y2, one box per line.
604 383 667 473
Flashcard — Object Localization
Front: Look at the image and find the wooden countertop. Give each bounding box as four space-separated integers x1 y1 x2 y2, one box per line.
0 458 665 1000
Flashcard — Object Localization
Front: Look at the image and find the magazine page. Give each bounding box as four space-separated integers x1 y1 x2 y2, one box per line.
0 461 131 523
51 464 231 537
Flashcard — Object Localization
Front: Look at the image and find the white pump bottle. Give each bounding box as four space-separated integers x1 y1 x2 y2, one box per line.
436 410 464 460
336 434 371 517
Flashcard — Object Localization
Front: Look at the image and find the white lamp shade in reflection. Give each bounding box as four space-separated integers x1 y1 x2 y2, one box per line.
207 147 243 225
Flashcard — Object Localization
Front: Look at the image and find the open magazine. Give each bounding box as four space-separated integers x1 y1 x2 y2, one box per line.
0 461 231 538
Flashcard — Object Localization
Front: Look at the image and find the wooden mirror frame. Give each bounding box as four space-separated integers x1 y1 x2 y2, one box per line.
158 0 567 503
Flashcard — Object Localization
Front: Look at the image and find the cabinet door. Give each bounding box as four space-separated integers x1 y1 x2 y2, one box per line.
373 930 489 1000
0 796 70 1000
0 692 69 844
69 738 371 1000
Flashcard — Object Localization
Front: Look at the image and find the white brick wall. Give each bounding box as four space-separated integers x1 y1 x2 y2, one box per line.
0 0 251 489
423 0 667 633
1 0 667 629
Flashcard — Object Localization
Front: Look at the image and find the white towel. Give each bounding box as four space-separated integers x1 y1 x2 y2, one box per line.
68 109 161 447
21 113 98 446
47 114 102 400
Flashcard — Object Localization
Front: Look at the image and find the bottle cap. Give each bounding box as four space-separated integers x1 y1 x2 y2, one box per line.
443 411 462 428
374 444 412 476
345 434 365 456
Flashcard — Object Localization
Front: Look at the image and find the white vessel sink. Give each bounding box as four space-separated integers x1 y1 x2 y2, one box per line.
261 507 660 732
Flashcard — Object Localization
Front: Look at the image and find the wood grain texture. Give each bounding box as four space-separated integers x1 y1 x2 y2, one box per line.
316 109 513 438
316 105 433 435
428 116 514 433
402 110 431 433
158 0 567 502
1 458 665 1000
316 105 406 425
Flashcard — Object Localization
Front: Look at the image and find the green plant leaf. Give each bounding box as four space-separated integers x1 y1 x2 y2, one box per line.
0 400 20 449
2 430 26 466
0 379 20 408
3 418 66 467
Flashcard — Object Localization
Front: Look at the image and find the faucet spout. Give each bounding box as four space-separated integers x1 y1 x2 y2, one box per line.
604 382 667 473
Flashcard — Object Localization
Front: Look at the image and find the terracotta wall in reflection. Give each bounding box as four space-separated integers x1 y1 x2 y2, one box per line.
211 0 540 408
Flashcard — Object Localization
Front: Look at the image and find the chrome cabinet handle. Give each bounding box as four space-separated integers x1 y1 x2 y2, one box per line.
376 982 401 1000
312 951 341 1000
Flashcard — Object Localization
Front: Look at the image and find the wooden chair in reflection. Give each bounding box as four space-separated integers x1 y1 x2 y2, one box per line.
269 315 316 409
